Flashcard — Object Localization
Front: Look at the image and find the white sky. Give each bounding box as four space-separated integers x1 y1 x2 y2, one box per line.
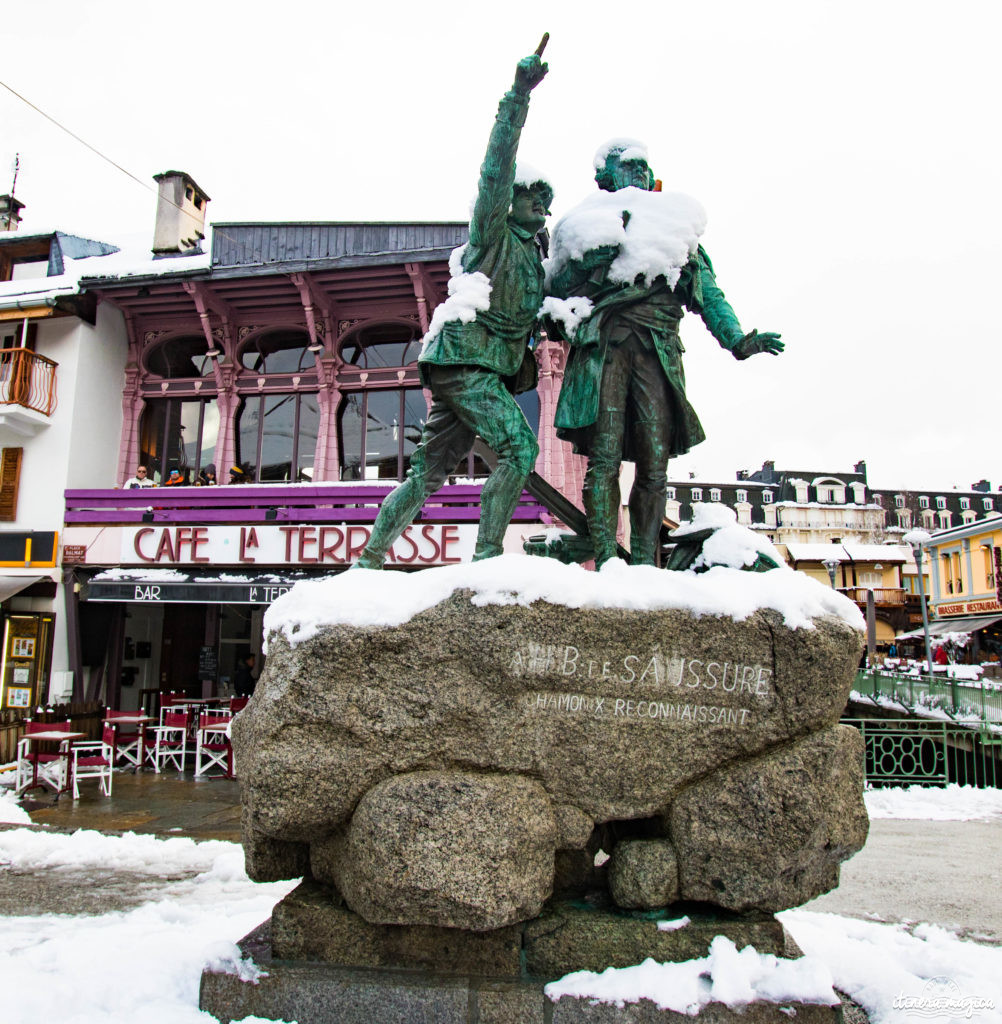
3 0 1000 493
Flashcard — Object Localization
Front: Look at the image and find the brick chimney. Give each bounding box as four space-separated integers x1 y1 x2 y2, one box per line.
0 194 24 232
152 171 210 257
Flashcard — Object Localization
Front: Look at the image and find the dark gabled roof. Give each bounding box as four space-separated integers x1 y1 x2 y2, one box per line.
209 221 468 270
0 230 119 276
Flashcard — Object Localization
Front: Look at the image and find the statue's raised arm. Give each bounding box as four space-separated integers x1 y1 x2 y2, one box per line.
355 40 553 570
467 43 549 255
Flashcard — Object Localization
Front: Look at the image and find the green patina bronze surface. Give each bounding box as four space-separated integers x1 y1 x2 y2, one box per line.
549 145 784 568
357 44 551 569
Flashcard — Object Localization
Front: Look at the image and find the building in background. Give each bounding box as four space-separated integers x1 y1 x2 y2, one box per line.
907 516 1002 661
57 173 574 711
0 214 128 713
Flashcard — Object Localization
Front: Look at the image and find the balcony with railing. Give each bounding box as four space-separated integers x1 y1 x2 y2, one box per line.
838 586 908 607
64 482 547 527
0 348 58 435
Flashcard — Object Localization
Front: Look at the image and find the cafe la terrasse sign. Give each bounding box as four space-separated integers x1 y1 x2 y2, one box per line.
121 523 471 567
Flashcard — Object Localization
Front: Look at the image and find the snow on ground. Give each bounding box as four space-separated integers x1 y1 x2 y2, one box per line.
782 910 1002 1024
264 553 864 648
0 827 296 1024
0 789 32 825
865 783 1002 821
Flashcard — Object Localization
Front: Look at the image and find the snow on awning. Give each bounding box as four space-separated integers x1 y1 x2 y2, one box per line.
82 568 335 604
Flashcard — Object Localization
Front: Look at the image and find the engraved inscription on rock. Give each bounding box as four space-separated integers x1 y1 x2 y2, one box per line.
513 640 773 726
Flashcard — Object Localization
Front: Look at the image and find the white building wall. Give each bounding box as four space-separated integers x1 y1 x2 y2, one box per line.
2 302 127 692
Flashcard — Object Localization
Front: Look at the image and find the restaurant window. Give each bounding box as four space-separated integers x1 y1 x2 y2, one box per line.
691 488 703 502
235 392 319 482
145 334 216 378
240 328 313 374
895 494 905 508
140 398 219 483
762 490 773 504
710 488 721 502
340 321 422 368
339 388 425 481
985 498 995 512
960 497 971 510
918 495 929 509
736 489 747 503
936 496 947 510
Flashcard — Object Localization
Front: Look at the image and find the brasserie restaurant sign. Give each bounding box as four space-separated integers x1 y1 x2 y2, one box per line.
121 523 471 567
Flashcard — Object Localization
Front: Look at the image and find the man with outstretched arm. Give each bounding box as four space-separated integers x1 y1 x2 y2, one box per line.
356 43 552 568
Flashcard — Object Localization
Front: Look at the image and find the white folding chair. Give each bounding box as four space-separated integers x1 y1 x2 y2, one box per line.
104 710 147 769
152 709 191 773
15 720 71 795
195 709 233 778
71 724 115 798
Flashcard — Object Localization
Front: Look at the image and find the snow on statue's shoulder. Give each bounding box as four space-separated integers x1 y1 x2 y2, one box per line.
544 188 707 291
421 243 492 349
263 553 864 649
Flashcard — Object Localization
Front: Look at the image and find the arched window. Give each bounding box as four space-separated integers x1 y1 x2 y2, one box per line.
339 322 422 368
145 334 215 378
338 388 426 481
240 328 313 374
139 398 220 483
235 392 319 482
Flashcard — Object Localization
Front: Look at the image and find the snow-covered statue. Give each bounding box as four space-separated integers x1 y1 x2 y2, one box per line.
356 38 553 568
544 140 783 568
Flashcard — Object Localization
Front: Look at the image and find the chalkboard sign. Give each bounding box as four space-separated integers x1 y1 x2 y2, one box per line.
198 646 218 679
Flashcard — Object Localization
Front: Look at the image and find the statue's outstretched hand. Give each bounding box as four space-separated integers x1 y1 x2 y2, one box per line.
514 53 548 93
732 330 784 359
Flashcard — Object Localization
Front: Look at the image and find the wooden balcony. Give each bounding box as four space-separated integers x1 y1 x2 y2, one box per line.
838 586 907 607
0 348 58 417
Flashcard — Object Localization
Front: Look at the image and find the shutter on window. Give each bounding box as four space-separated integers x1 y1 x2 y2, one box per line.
0 447 23 522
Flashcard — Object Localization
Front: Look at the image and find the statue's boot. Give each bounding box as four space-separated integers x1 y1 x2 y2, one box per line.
473 448 535 561
628 485 665 566
583 469 622 568
355 476 427 569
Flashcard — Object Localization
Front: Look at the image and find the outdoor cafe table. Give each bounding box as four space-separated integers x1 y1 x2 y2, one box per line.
18 731 86 799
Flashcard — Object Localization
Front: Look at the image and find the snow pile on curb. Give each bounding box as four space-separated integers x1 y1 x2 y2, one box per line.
545 936 838 1012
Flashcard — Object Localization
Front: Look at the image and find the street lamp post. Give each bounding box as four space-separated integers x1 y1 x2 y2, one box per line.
822 557 841 590
905 531 935 680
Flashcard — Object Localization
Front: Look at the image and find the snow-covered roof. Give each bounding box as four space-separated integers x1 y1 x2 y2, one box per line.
0 237 208 310
784 543 910 563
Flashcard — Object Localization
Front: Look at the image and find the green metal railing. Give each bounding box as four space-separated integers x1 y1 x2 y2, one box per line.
853 669 1002 725
842 718 1002 788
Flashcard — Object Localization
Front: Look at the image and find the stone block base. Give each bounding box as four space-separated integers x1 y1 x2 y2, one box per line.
272 881 795 978
200 923 842 1024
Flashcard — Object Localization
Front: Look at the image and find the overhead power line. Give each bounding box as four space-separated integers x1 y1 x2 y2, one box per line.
0 78 157 198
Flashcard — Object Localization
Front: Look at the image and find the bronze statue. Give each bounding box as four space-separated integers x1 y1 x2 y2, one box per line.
357 39 551 568
546 140 783 568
